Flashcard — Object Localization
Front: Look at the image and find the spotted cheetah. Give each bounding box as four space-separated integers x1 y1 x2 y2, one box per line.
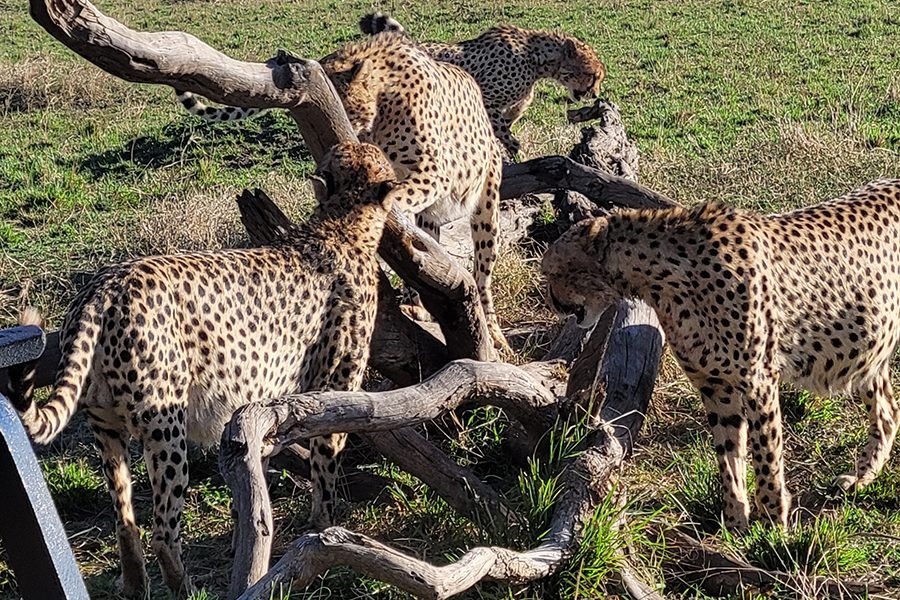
321 32 507 350
358 12 606 157
542 180 900 530
5 142 396 596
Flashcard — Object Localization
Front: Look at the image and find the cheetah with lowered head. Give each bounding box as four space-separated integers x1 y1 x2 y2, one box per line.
6 142 397 596
542 180 900 530
358 13 606 157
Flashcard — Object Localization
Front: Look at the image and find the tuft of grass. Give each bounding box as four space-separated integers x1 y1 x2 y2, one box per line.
666 435 724 532
41 456 107 515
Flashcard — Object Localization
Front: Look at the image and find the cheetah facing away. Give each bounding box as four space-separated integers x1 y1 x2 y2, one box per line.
5 142 397 596
358 13 606 158
542 180 900 530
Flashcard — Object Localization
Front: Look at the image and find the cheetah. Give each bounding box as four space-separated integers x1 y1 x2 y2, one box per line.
358 13 606 157
5 142 396 596
322 32 507 350
542 180 900 530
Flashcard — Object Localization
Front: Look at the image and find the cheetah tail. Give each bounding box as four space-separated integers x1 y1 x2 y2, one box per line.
358 12 406 36
7 305 99 445
174 90 266 123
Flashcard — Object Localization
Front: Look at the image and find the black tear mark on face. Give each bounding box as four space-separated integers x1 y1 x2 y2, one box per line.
548 286 585 323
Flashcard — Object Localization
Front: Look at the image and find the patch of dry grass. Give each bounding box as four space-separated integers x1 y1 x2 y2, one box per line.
0 54 147 116
642 118 900 212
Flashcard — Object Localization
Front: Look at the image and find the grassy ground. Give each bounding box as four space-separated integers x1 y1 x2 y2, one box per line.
1 0 899 598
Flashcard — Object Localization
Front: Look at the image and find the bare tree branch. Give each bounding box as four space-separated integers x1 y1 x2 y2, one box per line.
235 425 626 600
501 157 675 210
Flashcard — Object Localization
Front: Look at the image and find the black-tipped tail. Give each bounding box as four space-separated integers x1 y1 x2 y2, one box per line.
359 12 405 35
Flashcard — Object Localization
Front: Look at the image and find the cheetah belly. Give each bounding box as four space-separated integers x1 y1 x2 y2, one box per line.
183 346 311 448
420 196 474 227
779 328 900 397
184 385 250 448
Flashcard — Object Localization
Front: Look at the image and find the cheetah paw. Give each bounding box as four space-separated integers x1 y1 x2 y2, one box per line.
834 473 858 491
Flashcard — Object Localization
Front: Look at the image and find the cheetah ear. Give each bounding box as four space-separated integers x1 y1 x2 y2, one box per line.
562 39 577 58
579 217 610 259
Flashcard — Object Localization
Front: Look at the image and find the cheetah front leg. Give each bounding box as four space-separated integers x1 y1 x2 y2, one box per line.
699 385 751 530
305 344 369 530
486 107 521 159
745 378 791 526
837 363 900 491
308 432 348 529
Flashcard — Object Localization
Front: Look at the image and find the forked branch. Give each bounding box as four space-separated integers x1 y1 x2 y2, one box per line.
235 425 625 600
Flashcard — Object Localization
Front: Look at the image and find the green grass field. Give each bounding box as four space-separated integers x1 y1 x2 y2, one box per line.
1 0 899 598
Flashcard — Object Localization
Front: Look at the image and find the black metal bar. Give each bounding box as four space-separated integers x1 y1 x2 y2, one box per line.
0 325 88 599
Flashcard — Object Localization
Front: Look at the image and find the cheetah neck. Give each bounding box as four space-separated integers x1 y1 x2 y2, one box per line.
312 206 388 253
603 209 696 305
528 32 565 76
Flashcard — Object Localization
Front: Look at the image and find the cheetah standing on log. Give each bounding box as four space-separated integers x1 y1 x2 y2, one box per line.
358 13 606 157
319 32 508 351
175 34 508 351
5 142 397 597
542 180 900 530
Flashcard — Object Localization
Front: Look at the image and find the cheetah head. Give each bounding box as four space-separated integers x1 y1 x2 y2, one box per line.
558 38 605 102
541 217 618 329
312 142 396 213
327 59 378 138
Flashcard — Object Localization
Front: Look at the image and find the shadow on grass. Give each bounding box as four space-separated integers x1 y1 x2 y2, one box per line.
74 113 313 180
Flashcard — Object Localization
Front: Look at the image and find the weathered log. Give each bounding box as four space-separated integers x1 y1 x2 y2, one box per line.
267 443 394 504
501 156 673 211
235 422 626 600
219 359 558 595
380 212 493 361
565 299 665 453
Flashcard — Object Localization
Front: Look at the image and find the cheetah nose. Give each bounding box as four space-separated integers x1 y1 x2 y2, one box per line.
574 305 586 323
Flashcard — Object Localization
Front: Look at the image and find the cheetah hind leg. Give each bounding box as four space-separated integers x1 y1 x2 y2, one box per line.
836 364 900 491
469 174 512 357
140 404 195 597
308 433 348 529
86 404 149 598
